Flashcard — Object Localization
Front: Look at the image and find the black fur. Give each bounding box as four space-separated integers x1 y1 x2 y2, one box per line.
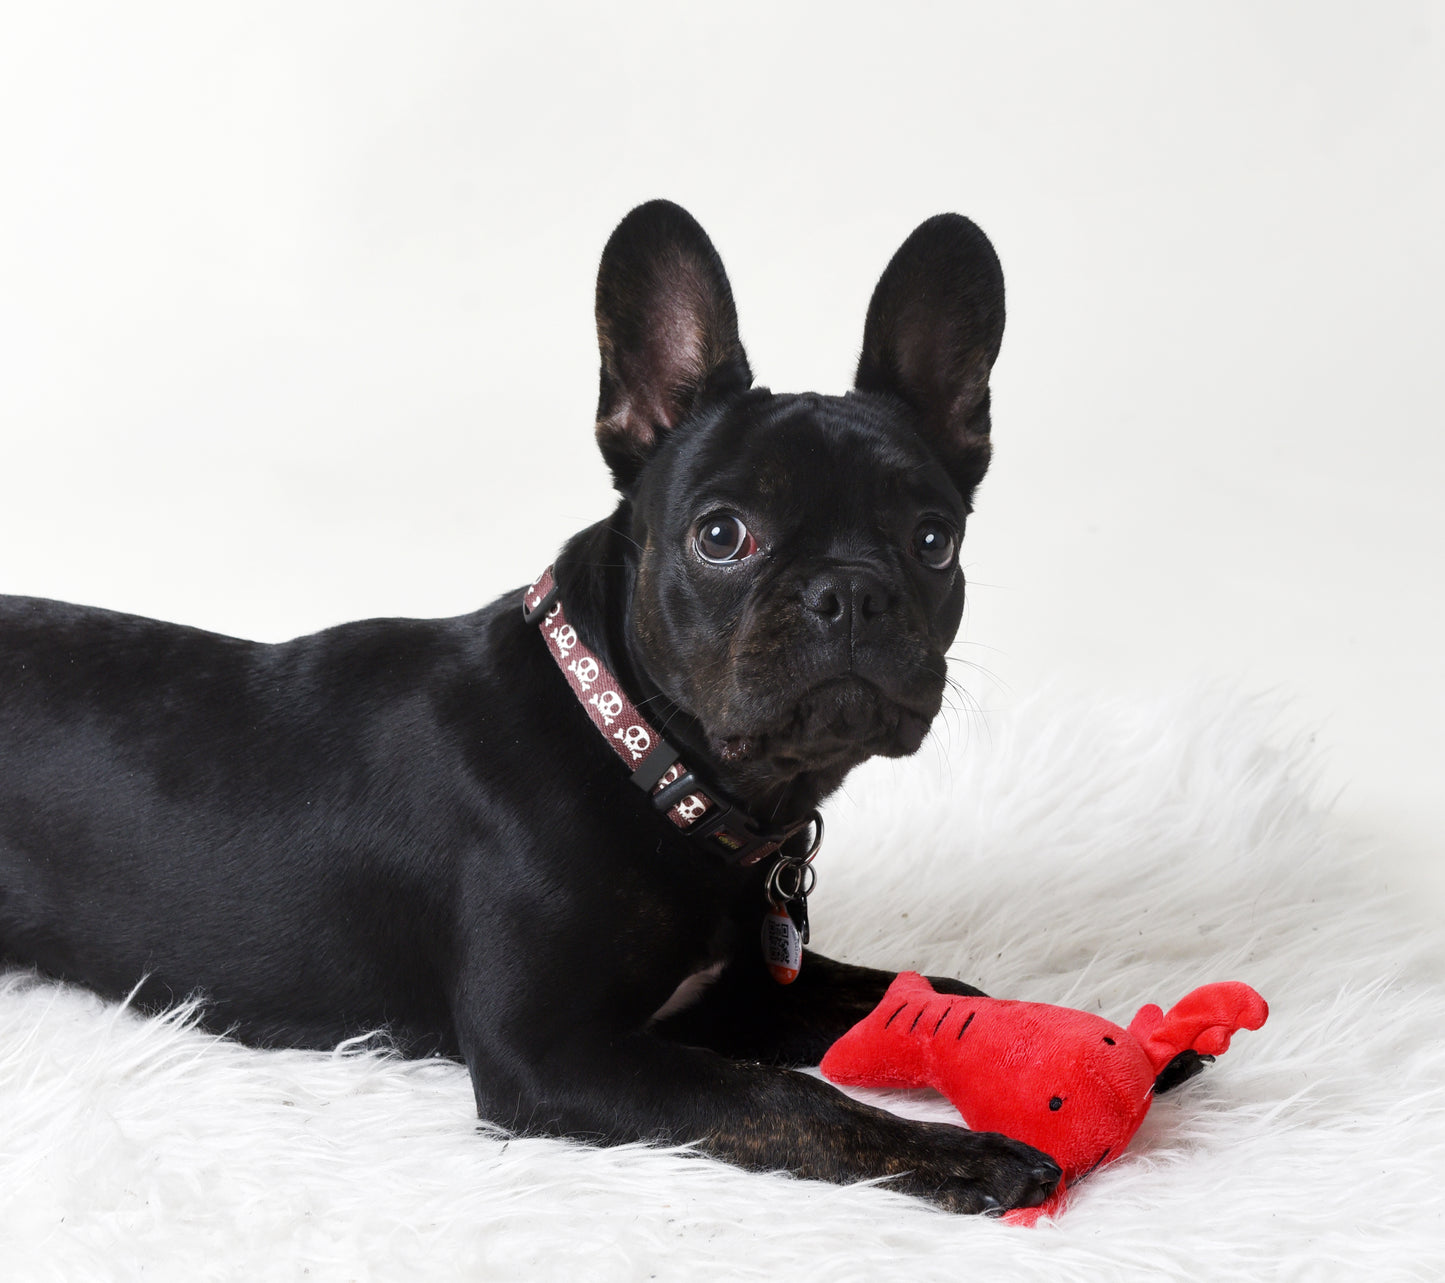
0 201 1059 1214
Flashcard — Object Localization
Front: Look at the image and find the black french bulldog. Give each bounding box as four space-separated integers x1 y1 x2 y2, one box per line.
0 201 1062 1214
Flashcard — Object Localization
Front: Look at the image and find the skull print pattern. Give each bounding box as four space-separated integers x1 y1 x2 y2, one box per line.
525 567 718 835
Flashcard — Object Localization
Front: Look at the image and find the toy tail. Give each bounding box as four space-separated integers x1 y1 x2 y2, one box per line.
1129 981 1269 1076
820 972 973 1089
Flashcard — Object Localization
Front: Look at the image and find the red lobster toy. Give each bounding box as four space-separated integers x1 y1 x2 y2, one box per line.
820 971 1268 1224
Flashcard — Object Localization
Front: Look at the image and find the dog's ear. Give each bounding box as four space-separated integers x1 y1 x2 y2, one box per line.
854 214 1005 497
594 201 753 490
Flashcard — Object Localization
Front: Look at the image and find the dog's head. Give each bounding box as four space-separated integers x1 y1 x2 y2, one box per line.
592 201 1004 809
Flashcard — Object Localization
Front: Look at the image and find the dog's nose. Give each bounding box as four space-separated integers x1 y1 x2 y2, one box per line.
801 567 894 635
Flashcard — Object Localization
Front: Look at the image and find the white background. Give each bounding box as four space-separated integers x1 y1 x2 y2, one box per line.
1 2 1440 910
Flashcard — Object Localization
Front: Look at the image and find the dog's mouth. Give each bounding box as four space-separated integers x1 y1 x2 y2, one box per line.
711 676 937 774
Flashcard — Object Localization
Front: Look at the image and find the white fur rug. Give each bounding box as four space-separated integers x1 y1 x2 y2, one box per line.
2 688 1442 1281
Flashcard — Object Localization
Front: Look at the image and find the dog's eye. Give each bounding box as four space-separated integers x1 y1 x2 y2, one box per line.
909 520 956 571
695 514 758 564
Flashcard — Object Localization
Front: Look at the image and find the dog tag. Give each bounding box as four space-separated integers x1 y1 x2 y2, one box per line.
762 906 802 985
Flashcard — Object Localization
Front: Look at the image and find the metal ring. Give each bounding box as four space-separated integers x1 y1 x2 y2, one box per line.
770 859 816 903
764 860 786 903
800 810 824 862
783 810 823 864
772 862 801 901
794 861 818 899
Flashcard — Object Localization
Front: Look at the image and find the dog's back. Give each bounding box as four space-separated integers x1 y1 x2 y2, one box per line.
0 591 519 1052
0 203 1067 1215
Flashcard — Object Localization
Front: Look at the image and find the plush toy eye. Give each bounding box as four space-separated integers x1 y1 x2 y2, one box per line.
1048 1096 1064 1111
1103 1037 1116 1045
909 519 957 570
695 513 758 564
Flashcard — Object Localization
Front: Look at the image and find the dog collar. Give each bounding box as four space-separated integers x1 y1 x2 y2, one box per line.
523 565 820 870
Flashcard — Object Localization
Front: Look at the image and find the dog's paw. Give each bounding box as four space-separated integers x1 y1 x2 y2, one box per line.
896 1124 1061 1215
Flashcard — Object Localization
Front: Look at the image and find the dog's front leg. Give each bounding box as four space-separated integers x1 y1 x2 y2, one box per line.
461 1022 1057 1214
655 949 984 1067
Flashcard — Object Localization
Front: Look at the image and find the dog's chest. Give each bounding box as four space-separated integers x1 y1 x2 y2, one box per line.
650 961 725 1021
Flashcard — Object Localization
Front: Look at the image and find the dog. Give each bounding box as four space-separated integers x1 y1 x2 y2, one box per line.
0 201 1063 1214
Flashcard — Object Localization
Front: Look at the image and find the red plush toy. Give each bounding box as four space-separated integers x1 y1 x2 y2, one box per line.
820 971 1268 1224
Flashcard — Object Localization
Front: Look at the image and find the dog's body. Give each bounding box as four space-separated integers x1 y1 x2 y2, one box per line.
0 203 1062 1213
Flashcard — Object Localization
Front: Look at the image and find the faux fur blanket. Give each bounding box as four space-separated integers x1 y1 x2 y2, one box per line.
3 688 1441 1281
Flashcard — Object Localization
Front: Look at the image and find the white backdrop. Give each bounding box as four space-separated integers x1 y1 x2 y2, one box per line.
0 2 1440 907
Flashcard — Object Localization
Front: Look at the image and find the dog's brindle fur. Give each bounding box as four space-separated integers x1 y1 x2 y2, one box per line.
0 203 1062 1213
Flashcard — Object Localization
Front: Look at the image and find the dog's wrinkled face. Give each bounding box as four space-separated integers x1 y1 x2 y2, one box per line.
591 202 1005 807
628 391 966 791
